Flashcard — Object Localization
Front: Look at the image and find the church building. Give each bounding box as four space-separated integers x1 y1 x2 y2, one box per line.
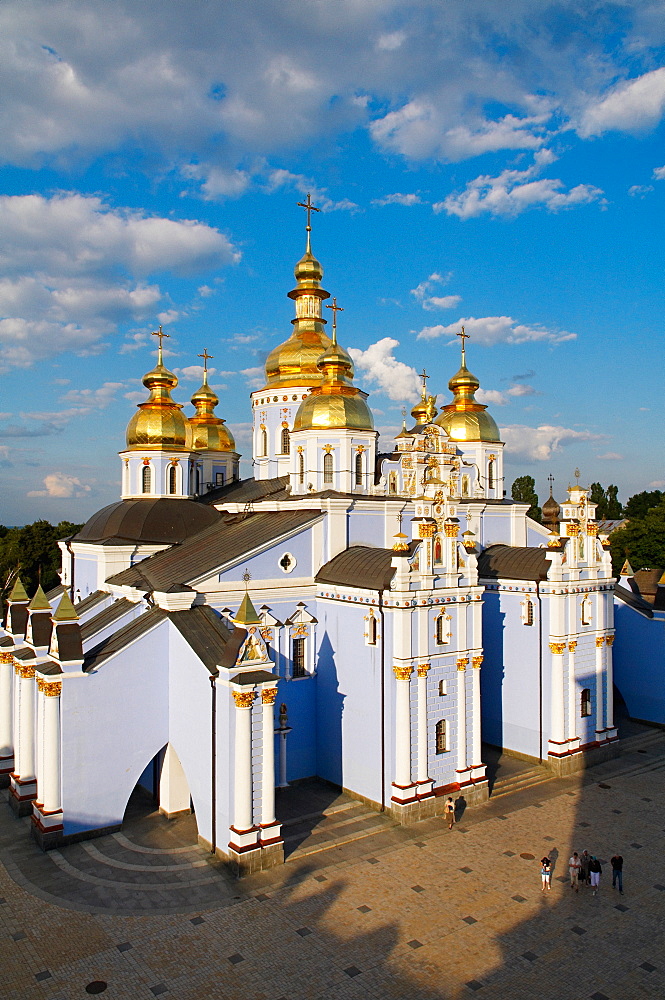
0 212 618 872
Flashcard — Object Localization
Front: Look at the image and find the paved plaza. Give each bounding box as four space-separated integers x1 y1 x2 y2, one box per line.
1 727 664 1000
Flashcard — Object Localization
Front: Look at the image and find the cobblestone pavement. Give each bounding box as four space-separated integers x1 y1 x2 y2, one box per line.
1 729 664 1000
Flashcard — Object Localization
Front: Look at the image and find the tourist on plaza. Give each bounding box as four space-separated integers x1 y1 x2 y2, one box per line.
610 854 624 893
540 856 552 891
444 797 456 830
569 852 581 891
580 850 591 886
589 856 602 896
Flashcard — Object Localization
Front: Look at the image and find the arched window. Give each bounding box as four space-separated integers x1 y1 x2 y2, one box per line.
435 720 448 754
436 613 450 645
260 427 268 457
367 615 377 645
142 465 152 494
434 536 443 563
281 426 290 454
388 472 397 495
461 474 470 498
168 464 177 495
523 598 534 626
581 688 591 717
355 451 363 486
323 452 333 484
292 637 306 678
298 451 305 484
488 458 496 489
581 596 592 626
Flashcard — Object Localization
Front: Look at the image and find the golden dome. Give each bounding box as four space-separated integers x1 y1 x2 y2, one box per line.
263 243 332 389
126 346 191 451
189 370 236 453
293 330 374 432
435 340 500 443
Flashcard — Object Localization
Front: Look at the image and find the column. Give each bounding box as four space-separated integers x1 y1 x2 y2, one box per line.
260 688 278 828
456 658 468 774
416 664 432 795
0 652 13 777
567 642 578 743
393 665 413 791
549 643 566 749
41 682 62 814
594 635 605 735
14 665 36 781
232 690 256 832
471 656 483 766
605 635 615 733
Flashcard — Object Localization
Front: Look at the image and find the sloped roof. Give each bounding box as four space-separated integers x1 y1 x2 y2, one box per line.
107 508 322 592
316 545 397 591
201 475 290 506
73 498 222 545
477 544 550 582
74 590 108 615
615 584 654 619
83 608 166 672
167 605 236 673
81 598 135 642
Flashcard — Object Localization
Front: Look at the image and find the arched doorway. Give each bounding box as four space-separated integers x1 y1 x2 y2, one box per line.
122 743 197 840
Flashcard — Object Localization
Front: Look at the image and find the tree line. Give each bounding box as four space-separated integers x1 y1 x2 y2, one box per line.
0 520 82 603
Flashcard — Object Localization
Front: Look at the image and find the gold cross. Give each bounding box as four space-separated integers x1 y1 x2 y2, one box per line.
419 369 429 395
297 193 321 251
457 326 469 363
198 348 214 373
152 325 169 363
325 296 343 342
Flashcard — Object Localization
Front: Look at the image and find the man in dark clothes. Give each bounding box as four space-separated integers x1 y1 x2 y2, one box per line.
589 856 602 896
611 854 624 893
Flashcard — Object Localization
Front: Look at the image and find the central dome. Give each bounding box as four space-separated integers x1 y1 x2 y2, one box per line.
293 335 373 432
435 350 500 443
126 356 191 451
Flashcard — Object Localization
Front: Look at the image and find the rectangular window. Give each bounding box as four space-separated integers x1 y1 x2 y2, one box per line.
215 472 224 486
438 679 447 696
435 719 447 754
292 637 306 678
581 688 591 717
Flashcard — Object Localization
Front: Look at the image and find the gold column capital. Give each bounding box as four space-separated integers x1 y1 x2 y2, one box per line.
595 635 605 648
416 663 430 677
456 657 468 671
232 690 257 708
261 687 278 705
44 681 62 697
15 663 35 678
0 651 13 664
549 642 566 655
605 635 615 647
444 522 459 538
568 641 577 652
472 655 483 669
393 665 413 681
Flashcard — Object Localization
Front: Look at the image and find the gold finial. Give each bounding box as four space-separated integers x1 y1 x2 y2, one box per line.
198 348 213 383
548 472 555 497
457 326 469 366
297 192 321 253
152 325 169 365
574 468 581 486
419 369 429 398
325 297 343 344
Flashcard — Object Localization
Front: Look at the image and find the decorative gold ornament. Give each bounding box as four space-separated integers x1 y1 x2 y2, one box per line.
44 681 62 697
456 657 469 670
566 523 581 536
232 690 257 708
0 652 13 664
444 522 459 537
15 663 35 678
472 656 483 669
549 642 566 655
595 636 605 647
587 523 598 536
418 522 436 539
605 635 615 647
393 665 413 681
417 663 430 677
568 641 577 652
323 444 334 453
261 688 278 705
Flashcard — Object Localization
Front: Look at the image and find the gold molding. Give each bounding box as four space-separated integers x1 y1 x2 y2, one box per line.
566 523 580 536
261 687 278 705
472 655 483 669
393 665 413 681
232 690 256 708
418 523 436 538
444 523 459 538
605 635 615 647
44 681 62 697
456 657 468 670
568 641 577 652
416 663 430 677
587 523 598 536
0 651 13 664
15 663 35 679
595 635 605 648
549 642 566 655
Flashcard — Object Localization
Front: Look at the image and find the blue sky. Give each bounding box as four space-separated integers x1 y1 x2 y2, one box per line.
1 0 663 526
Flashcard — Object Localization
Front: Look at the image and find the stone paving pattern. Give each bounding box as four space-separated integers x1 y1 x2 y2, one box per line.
1 729 664 1000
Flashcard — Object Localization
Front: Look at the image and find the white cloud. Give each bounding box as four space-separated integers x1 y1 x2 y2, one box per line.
477 389 509 406
181 163 251 200
372 193 422 207
416 314 575 345
596 452 624 460
648 479 665 489
437 150 604 219
348 338 421 402
507 383 537 397
0 192 238 369
61 382 125 407
265 169 358 212
157 309 180 325
653 165 665 180
578 67 665 138
376 31 407 53
410 273 461 312
27 472 91 498
628 184 654 197
240 366 264 389
500 424 601 461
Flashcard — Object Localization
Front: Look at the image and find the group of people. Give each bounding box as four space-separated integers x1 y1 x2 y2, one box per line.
538 851 624 896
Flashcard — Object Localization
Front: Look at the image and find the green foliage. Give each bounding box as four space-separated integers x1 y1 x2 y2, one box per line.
610 498 665 575
623 489 664 521
589 482 623 520
0 520 82 601
511 475 541 522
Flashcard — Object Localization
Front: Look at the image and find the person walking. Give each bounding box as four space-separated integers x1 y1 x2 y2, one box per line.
444 796 456 830
610 854 623 893
540 856 552 891
569 852 581 892
589 856 602 896
580 850 591 886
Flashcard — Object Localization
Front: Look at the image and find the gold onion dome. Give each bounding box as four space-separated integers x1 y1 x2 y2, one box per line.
189 368 236 453
263 237 332 389
126 342 191 451
435 336 500 442
293 327 374 432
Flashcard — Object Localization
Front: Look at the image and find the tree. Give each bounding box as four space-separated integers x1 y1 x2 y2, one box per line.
623 489 664 521
609 499 665 575
0 520 83 602
589 482 623 520
511 476 541 522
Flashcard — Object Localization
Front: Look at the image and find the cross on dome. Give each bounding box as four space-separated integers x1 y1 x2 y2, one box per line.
325 297 344 343
198 348 213 381
457 326 469 364
297 193 321 252
152 325 169 365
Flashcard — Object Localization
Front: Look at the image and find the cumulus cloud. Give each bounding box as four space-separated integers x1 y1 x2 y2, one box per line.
500 424 601 461
410 273 461 312
27 472 91 498
0 193 238 369
578 67 665 138
436 150 604 219
265 169 358 212
348 338 421 402
240 366 264 389
372 193 423 207
416 314 575 345
61 382 125 407
181 163 251 200
653 165 665 180
628 184 654 197
477 383 537 406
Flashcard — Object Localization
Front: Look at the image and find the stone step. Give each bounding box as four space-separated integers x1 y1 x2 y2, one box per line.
491 767 554 800
618 728 665 753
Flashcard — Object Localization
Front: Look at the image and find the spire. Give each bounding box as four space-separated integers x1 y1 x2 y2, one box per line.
52 590 79 622
297 193 321 255
28 584 51 612
8 577 29 603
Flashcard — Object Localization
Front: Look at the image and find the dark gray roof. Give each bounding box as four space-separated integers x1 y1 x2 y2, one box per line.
84 608 167 672
73 498 222 545
167 605 235 674
74 590 108 615
229 669 277 685
45 584 65 602
615 584 654 618
477 544 550 582
201 475 290 505
107 508 322 592
81 599 135 642
14 647 36 661
316 545 398 591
